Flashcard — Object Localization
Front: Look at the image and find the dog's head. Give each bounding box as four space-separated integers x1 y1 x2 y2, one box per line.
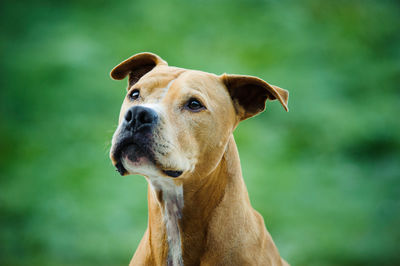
109 52 288 179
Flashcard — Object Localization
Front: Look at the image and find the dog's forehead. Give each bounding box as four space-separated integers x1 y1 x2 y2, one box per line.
138 66 224 97
177 70 221 90
137 66 185 90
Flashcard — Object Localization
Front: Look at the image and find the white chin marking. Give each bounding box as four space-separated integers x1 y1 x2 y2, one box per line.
121 156 160 176
148 176 184 266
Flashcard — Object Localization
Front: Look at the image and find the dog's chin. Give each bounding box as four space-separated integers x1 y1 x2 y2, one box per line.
122 155 155 175
117 144 183 178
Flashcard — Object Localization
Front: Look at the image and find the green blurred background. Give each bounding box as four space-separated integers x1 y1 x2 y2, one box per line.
1 0 399 265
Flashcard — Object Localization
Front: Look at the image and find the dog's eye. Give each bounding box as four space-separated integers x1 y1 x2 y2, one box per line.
129 89 140 100
185 98 205 112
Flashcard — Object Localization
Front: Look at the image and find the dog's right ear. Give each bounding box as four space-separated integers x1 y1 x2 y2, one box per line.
110 52 168 87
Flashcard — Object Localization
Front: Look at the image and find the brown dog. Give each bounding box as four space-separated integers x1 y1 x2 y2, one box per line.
109 52 289 266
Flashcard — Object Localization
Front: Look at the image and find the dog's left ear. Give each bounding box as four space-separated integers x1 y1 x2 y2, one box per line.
110 52 168 87
221 74 289 121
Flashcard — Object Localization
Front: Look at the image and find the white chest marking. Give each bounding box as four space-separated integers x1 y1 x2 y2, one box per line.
148 176 184 266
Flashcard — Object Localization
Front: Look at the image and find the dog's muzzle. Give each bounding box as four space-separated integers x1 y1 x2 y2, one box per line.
111 106 158 175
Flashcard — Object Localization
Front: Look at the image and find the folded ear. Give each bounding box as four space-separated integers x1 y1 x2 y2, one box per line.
221 74 289 121
110 52 168 87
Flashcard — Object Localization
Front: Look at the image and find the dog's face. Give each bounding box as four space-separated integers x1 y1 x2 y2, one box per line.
109 53 288 179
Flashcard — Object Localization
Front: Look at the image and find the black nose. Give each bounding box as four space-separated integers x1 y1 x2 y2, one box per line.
124 106 158 132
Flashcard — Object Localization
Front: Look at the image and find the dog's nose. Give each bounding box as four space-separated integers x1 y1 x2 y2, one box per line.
124 106 158 132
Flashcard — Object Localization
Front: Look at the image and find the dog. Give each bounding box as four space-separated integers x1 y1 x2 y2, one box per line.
109 52 289 266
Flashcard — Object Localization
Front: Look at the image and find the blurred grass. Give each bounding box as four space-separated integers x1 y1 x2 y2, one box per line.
1 0 400 265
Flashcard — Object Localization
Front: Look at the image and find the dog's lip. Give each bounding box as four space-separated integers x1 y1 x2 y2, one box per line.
162 170 183 178
112 139 141 176
115 161 127 176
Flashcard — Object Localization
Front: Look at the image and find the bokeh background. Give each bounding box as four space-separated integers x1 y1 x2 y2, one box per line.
1 0 399 265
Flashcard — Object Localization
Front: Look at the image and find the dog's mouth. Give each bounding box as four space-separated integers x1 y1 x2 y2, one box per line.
162 170 183 178
112 140 146 175
112 139 183 178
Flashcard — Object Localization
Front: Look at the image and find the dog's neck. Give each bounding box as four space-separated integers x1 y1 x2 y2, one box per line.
145 135 248 265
